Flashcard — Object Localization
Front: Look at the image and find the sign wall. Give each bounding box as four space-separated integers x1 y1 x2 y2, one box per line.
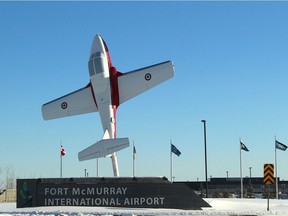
17 177 210 210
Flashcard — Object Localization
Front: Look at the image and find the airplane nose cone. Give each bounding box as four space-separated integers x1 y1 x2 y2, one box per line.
90 34 105 57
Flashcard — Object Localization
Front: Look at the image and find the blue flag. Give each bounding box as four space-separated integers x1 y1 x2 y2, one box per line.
171 144 181 156
240 142 249 152
276 140 287 151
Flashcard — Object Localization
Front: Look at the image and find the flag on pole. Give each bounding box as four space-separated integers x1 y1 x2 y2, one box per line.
240 142 249 152
171 144 181 156
133 145 136 160
275 140 287 151
61 145 66 156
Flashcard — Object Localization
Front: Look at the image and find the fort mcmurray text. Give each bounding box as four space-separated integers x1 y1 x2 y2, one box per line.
43 186 165 206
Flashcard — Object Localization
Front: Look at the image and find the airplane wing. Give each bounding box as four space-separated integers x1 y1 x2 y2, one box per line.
42 84 98 120
118 60 174 104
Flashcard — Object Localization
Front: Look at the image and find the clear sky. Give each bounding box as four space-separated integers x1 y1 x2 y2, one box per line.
1 1 288 182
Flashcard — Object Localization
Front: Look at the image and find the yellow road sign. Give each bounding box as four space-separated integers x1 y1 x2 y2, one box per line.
264 164 274 184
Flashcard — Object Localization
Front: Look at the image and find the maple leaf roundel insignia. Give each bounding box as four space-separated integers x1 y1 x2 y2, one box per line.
145 73 152 81
61 102 68 109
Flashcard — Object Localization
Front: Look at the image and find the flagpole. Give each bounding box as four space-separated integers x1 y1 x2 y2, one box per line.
275 136 278 199
133 140 135 177
170 140 172 182
60 140 62 178
96 158 99 177
240 137 243 199
201 120 208 198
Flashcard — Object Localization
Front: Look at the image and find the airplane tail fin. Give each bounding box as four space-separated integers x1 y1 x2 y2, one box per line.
78 138 129 161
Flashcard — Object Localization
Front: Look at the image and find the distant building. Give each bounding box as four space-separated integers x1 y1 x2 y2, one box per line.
176 177 288 199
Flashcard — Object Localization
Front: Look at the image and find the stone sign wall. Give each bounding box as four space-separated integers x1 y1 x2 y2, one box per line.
17 177 210 210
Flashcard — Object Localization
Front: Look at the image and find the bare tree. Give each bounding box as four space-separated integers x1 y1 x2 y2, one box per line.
0 167 4 191
5 166 15 189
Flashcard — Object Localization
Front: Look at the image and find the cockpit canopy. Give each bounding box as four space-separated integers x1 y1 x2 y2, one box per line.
89 52 106 76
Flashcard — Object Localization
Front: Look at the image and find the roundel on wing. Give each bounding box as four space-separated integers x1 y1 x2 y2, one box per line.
145 73 152 81
61 102 68 109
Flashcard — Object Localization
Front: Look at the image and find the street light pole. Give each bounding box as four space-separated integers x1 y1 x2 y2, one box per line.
249 167 252 184
201 120 208 198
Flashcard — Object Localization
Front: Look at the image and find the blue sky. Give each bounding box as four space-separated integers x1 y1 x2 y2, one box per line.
1 1 288 181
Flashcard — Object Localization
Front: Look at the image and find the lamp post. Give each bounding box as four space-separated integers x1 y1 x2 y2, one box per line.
201 120 208 198
249 167 252 184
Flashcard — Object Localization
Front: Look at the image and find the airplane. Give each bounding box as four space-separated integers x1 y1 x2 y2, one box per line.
42 34 174 177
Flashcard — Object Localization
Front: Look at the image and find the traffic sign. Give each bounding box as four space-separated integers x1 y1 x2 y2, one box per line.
263 164 274 184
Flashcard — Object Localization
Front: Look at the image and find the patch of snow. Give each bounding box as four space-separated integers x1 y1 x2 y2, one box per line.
1 199 288 215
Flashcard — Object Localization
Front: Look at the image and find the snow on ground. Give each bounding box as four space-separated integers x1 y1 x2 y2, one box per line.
1 198 288 215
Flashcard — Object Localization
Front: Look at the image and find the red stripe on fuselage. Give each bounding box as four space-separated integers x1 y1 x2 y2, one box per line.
103 38 123 137
102 39 113 68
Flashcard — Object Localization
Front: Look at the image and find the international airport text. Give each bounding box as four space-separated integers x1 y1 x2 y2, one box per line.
42 186 165 206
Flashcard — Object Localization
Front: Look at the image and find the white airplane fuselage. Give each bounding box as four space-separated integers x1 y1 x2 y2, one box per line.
89 35 120 176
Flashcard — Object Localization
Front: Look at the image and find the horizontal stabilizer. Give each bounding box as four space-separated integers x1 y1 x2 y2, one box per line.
78 138 130 161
